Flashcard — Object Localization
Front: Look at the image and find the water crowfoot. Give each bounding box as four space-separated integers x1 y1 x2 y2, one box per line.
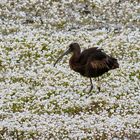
0 0 139 139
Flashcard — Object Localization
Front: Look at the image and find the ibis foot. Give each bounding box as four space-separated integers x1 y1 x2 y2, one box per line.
97 86 101 92
88 77 93 93
88 85 93 93
97 77 101 92
83 84 93 93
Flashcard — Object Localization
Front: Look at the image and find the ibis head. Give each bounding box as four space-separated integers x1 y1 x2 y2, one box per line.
54 43 80 67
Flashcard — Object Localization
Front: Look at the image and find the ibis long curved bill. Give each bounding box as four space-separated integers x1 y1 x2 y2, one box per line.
54 49 71 67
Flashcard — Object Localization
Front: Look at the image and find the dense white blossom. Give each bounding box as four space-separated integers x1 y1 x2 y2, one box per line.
0 0 140 139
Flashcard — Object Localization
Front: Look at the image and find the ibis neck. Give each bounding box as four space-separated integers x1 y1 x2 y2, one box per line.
71 50 81 62
69 49 81 72
69 50 81 72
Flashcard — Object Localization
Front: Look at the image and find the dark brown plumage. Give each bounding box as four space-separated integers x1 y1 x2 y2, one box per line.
54 43 119 93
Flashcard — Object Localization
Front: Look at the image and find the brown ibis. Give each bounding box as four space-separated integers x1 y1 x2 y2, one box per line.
54 43 119 93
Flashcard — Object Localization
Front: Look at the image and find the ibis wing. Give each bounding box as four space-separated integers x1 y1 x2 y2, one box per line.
90 54 119 71
79 47 103 65
90 59 109 70
78 48 119 77
89 51 111 71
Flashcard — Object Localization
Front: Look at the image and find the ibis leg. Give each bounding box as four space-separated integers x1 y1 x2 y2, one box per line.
83 78 93 93
88 78 93 93
97 77 101 92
